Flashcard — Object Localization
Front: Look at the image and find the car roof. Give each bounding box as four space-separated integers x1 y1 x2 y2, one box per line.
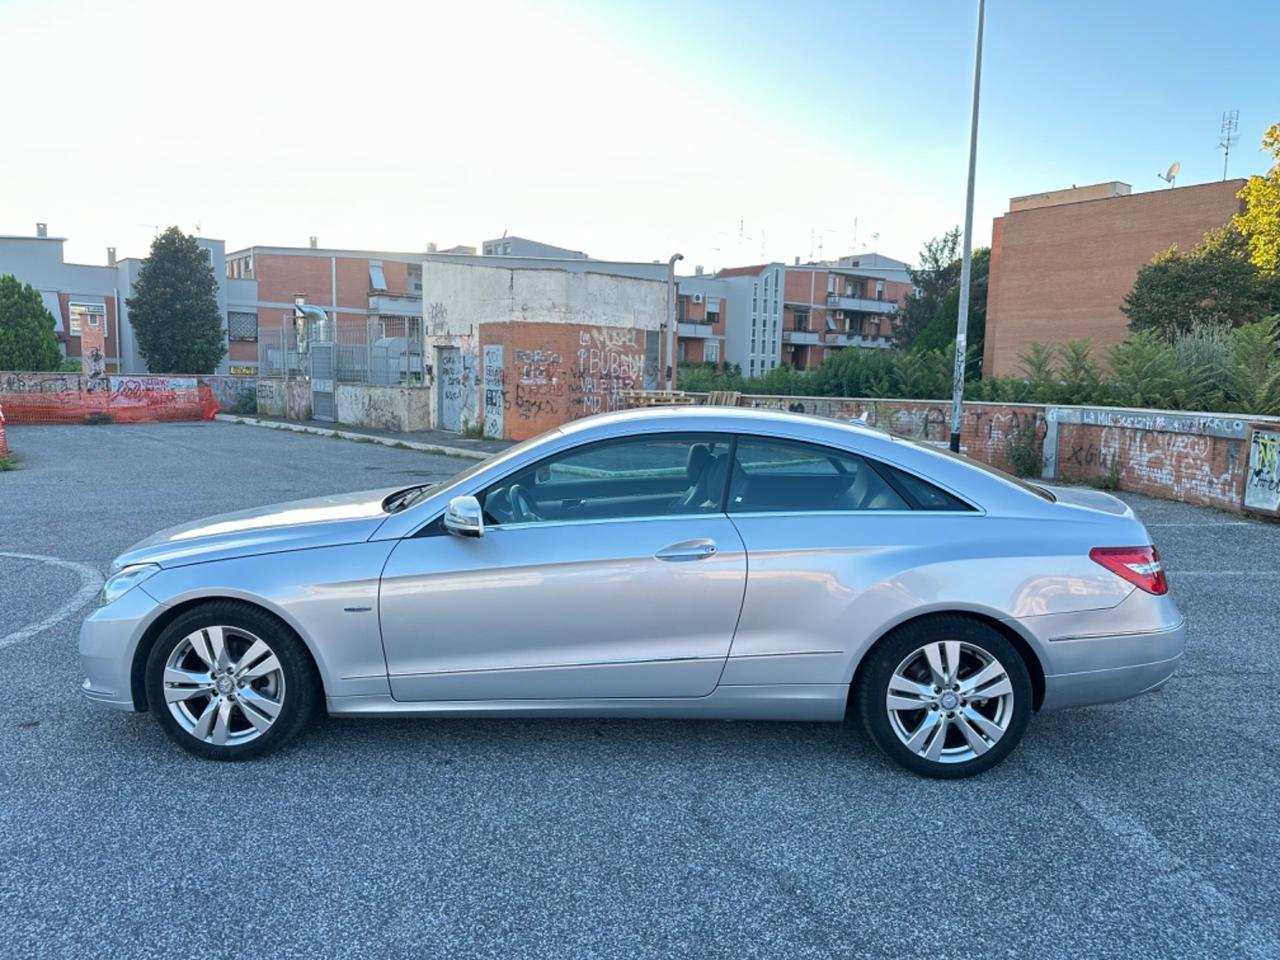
557 404 887 440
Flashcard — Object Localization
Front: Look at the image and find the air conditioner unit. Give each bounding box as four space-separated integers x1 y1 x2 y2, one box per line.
692 293 704 304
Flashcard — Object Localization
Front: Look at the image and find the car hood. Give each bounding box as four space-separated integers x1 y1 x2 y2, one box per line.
112 488 401 571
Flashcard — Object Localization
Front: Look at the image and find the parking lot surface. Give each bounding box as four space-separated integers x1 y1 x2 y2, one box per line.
1 421 1277 959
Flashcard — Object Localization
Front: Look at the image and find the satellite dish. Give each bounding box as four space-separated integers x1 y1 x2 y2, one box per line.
1158 161 1180 187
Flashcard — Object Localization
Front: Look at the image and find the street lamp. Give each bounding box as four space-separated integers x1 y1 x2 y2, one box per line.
665 253 684 391
949 0 985 453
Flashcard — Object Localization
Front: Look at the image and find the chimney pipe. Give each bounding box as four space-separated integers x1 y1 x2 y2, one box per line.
309 236 318 249
794 256 800 265
107 247 117 266
36 222 48 238
695 265 704 276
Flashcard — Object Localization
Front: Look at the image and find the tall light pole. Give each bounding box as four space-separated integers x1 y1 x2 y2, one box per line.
949 0 985 453
665 252 684 391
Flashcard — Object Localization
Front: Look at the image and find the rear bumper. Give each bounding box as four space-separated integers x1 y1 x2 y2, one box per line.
1039 620 1185 709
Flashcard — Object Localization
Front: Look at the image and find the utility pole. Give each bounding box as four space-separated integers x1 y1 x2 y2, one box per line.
665 253 684 391
949 0 985 453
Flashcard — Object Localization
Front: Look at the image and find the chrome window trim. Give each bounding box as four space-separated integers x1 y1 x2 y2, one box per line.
724 508 987 520
485 511 733 533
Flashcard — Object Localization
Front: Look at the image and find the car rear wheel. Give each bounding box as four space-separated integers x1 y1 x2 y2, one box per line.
857 617 1032 778
144 601 318 760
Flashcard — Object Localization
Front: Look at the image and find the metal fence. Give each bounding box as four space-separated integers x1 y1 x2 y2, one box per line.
258 315 426 386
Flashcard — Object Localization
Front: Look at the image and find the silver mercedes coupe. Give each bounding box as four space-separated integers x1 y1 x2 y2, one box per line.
80 407 1185 777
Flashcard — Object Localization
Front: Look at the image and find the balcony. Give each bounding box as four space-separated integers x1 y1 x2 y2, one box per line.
825 294 897 315
782 329 820 345
368 293 423 316
824 332 893 349
677 322 715 338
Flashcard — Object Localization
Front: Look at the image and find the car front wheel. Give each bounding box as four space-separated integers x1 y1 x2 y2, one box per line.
144 601 318 760
857 617 1032 778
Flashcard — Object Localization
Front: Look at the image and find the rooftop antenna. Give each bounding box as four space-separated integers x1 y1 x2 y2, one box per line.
1157 161 1180 189
1218 110 1239 181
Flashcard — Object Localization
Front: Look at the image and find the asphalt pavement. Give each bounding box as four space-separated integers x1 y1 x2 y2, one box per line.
0 421 1276 959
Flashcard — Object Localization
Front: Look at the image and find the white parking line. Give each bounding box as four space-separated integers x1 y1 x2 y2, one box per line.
1168 570 1280 576
0 552 104 650
1146 522 1252 528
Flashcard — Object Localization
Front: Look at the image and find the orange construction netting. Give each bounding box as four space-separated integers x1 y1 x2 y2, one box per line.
0 401 8 458
0 383 220 426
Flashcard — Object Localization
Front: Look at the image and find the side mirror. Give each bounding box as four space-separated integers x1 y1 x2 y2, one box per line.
443 495 484 538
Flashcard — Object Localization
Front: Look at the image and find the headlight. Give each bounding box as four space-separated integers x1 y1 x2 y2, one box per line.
100 564 160 606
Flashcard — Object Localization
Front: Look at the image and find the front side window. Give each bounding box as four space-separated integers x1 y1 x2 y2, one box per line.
729 437 909 513
480 433 732 526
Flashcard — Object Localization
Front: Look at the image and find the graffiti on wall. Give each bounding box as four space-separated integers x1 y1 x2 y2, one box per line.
482 344 505 439
1244 427 1280 515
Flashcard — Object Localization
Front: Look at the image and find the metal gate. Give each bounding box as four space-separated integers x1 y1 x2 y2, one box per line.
436 346 463 432
311 341 337 422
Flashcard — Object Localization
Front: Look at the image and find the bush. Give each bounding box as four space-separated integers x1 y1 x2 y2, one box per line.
1005 421 1044 478
230 391 258 415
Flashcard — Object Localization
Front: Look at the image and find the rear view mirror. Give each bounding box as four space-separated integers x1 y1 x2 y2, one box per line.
443 496 484 537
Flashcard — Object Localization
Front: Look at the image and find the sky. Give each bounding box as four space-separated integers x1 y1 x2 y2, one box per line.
2 0 1276 272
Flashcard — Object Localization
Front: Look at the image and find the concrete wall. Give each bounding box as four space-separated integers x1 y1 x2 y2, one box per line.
335 384 432 432
0 371 254 409
693 392 1280 515
255 379 312 421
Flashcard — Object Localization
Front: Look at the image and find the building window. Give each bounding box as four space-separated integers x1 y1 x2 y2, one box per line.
827 276 835 294
228 311 258 341
875 281 885 301
706 341 720 363
795 310 810 331
369 262 388 292
68 301 105 337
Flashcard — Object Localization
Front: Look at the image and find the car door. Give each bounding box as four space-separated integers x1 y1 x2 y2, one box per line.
718 435 980 686
379 432 746 701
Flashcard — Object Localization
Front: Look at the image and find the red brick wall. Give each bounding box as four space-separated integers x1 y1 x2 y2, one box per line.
985 180 1246 377
480 322 654 441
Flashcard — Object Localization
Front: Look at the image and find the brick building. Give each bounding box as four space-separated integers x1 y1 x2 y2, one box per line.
983 179 1247 377
224 242 426 375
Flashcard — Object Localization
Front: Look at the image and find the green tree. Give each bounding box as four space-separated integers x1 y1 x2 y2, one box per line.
895 228 960 348
1234 123 1280 276
126 227 226 373
0 274 61 371
910 246 990 377
1122 227 1280 340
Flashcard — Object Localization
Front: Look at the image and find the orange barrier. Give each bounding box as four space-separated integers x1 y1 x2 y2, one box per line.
0 379 220 426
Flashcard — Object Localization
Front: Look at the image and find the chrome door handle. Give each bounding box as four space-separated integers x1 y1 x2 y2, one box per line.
655 539 718 562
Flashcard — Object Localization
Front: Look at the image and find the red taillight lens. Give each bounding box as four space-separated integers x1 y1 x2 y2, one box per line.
1089 546 1168 595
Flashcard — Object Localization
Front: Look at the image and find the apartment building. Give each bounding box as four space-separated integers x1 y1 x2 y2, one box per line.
675 275 728 367
983 179 1247 376
480 235 589 259
713 254 911 375
223 242 426 374
0 224 245 375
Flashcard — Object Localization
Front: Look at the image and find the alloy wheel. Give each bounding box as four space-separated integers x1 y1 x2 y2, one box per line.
885 640 1015 764
162 625 286 747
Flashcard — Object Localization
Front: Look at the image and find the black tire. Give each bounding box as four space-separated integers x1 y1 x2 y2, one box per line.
856 616 1032 779
144 600 319 761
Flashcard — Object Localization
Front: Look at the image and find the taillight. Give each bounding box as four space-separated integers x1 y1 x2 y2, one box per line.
1089 545 1168 595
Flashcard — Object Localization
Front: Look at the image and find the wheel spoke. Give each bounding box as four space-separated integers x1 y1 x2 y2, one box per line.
232 639 270 676
887 673 934 712
969 677 1013 701
942 640 961 685
210 699 233 746
190 698 218 740
961 705 1005 743
955 712 992 755
958 660 1004 696
237 698 274 733
240 653 281 682
205 626 231 670
187 630 216 668
163 667 214 702
239 686 283 719
904 709 944 756
923 644 947 688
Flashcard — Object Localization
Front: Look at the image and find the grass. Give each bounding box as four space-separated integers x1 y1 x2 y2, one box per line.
1085 458 1124 491
0 454 19 471
82 412 114 425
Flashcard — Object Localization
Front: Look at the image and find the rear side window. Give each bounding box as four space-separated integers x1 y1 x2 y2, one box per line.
729 437 909 513
881 464 975 511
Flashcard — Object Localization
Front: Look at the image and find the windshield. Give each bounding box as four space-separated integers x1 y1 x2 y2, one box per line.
386 431 558 513
903 437 1056 503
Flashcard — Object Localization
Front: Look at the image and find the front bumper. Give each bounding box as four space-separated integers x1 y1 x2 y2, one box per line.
1010 589 1187 710
78 584 164 712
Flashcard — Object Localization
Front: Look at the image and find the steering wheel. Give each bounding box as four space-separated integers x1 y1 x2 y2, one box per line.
508 484 540 523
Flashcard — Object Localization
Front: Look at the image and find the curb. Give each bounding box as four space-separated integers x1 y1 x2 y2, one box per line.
214 414 493 461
